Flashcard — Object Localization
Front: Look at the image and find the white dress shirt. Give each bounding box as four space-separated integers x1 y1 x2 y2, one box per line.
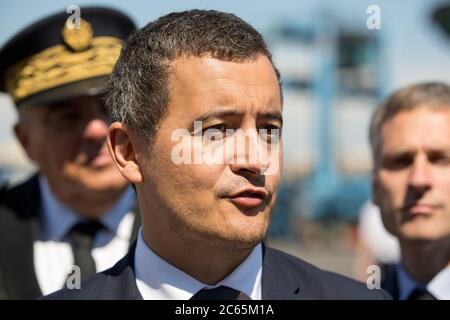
397 263 450 300
34 175 136 296
134 230 262 300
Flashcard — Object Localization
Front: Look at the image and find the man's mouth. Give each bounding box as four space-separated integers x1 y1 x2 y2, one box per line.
227 188 269 208
83 147 113 168
404 202 439 215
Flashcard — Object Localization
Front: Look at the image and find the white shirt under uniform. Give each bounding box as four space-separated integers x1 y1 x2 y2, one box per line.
134 229 263 300
34 175 136 296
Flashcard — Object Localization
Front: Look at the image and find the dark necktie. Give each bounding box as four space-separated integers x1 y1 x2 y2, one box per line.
67 220 104 280
408 288 437 300
190 286 251 300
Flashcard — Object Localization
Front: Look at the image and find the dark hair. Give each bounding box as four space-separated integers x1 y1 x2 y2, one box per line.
369 82 450 162
106 9 281 139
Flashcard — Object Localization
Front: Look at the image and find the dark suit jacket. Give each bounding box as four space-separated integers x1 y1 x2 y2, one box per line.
0 174 140 300
44 244 392 300
380 263 400 300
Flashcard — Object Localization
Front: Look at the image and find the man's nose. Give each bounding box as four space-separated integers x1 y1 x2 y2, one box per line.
82 118 109 141
230 159 265 178
408 155 432 190
229 130 269 177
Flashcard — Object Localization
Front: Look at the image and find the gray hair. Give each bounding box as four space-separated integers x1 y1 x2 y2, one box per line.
106 9 281 140
369 82 450 163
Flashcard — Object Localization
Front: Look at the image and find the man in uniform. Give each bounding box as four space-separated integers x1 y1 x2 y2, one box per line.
0 7 140 299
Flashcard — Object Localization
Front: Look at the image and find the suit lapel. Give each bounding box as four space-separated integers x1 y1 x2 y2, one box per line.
261 244 302 299
0 175 42 299
98 242 142 300
380 263 399 300
14 213 42 299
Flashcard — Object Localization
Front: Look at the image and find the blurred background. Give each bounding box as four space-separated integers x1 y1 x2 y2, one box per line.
1 0 450 280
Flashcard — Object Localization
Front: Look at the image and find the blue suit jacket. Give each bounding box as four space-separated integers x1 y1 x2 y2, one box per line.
44 244 391 300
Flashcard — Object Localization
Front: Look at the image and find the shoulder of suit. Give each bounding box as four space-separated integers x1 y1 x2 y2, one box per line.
264 246 392 300
0 174 40 217
379 263 398 299
0 182 8 203
42 249 136 300
2 173 39 193
41 273 109 300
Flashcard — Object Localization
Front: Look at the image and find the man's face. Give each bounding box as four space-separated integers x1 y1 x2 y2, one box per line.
134 55 282 250
16 95 127 200
373 107 450 242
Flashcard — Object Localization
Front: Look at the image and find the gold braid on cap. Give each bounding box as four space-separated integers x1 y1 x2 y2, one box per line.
5 18 124 103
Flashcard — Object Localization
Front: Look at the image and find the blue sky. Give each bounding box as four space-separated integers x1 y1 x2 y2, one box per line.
1 0 450 90
1 0 450 165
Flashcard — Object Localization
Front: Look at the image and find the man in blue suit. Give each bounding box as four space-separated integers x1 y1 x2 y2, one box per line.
371 83 450 300
46 9 390 300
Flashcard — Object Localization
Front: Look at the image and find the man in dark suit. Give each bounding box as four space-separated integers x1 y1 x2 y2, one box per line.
370 83 450 299
0 7 140 299
46 9 390 300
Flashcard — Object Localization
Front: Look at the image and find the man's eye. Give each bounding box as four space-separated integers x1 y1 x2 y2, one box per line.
430 156 450 166
382 157 412 170
259 125 281 141
261 125 280 133
47 111 83 128
60 112 81 121
203 124 227 133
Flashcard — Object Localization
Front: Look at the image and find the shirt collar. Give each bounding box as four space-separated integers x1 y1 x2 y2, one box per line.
134 229 262 300
428 265 450 300
38 175 135 241
397 263 450 300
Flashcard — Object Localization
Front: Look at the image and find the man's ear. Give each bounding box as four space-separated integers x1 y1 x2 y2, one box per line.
13 122 35 160
107 122 144 183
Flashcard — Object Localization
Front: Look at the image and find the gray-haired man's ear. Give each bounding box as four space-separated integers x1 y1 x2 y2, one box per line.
107 122 143 183
13 122 36 161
